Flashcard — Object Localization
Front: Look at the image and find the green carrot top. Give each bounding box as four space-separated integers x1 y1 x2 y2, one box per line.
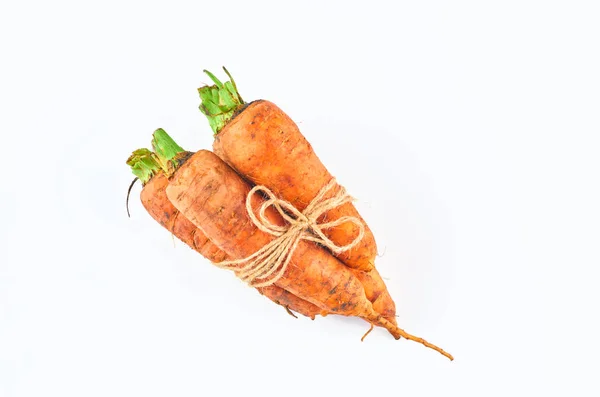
126 128 186 184
198 67 246 135
126 148 160 185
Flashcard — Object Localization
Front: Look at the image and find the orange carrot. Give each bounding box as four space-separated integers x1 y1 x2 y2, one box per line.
197 69 396 322
126 147 326 320
162 143 452 360
212 99 377 273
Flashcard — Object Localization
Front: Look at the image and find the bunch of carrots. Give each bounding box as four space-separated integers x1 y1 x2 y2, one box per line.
126 68 453 360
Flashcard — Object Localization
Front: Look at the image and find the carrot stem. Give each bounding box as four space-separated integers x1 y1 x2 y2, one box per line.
150 128 191 178
152 128 184 166
126 129 187 184
198 67 246 135
126 148 161 184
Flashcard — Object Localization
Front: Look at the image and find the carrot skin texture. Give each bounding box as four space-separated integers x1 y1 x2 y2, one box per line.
351 269 397 325
212 100 376 272
140 172 324 319
165 150 453 359
212 100 396 321
166 150 378 318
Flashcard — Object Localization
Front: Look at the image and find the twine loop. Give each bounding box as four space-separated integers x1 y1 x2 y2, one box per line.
214 179 365 288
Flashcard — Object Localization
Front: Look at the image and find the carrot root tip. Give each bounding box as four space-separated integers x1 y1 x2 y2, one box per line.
284 306 298 319
361 323 375 342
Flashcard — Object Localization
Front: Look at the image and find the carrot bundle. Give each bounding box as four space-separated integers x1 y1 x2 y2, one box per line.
201 81 377 273
197 69 397 323
127 129 453 360
125 69 453 360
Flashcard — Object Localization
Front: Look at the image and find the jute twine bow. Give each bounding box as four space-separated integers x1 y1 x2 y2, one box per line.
214 179 365 288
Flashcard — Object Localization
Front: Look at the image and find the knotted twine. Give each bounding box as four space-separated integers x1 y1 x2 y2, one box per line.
214 179 365 288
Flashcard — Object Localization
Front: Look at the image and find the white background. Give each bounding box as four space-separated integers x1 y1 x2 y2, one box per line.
1 1 599 396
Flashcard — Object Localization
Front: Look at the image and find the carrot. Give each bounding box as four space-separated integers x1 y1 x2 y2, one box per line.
206 102 376 272
197 68 396 322
156 131 451 359
126 145 326 320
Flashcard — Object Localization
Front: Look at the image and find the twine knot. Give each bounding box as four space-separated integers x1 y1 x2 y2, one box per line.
214 179 365 288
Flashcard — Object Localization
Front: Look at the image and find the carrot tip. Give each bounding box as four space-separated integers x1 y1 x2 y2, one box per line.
371 315 453 360
361 323 375 342
284 306 298 319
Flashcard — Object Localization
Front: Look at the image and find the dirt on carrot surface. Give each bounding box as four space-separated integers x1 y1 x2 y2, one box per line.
197 70 397 323
213 100 378 273
126 146 326 320
164 148 452 360
126 87 453 360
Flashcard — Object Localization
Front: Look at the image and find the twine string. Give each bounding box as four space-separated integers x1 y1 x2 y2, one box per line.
214 179 365 288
